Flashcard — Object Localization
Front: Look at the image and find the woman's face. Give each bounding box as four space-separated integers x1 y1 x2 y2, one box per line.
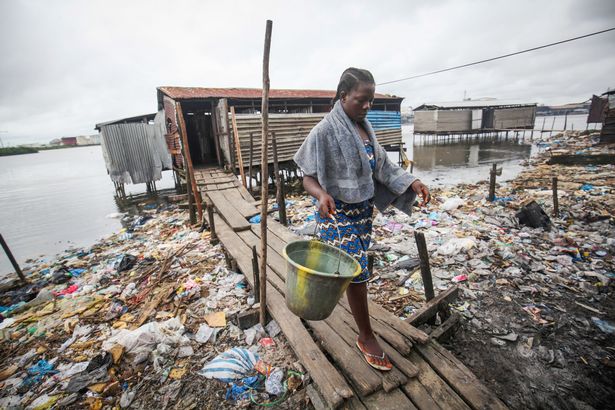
340 82 375 122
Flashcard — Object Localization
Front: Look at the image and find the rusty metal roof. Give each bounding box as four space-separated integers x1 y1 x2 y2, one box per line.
158 86 401 101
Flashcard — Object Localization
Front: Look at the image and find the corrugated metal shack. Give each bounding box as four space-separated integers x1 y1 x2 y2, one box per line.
95 112 173 197
413 99 537 134
156 87 404 172
599 90 615 144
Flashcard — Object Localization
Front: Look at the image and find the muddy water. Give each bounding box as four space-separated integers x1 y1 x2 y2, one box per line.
0 146 175 277
399 113 591 187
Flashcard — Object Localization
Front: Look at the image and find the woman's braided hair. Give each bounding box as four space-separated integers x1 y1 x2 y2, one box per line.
333 67 375 104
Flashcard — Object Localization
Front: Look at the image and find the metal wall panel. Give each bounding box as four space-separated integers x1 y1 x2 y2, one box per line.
366 110 401 130
100 116 172 185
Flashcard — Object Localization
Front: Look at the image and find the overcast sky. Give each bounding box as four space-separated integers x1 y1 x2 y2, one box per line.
1 0 614 142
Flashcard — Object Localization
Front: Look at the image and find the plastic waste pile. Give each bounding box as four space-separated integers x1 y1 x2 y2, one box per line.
0 203 304 408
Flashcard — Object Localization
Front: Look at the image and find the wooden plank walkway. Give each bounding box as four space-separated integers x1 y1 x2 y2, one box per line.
194 167 508 410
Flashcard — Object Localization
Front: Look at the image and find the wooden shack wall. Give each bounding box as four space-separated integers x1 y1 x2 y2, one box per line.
493 106 536 129
229 113 402 167
436 110 472 132
414 111 437 132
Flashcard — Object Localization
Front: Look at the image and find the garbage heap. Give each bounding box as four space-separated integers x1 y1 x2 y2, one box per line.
0 205 306 409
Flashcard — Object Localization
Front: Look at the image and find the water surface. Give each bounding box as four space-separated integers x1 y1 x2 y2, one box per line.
0 146 174 276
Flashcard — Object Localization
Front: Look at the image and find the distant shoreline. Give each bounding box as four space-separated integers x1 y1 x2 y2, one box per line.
0 144 100 157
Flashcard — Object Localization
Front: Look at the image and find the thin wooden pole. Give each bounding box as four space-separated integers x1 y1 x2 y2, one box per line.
414 232 434 302
271 132 287 226
176 103 203 223
552 177 559 217
249 132 254 193
230 106 247 188
259 20 273 327
252 246 260 304
0 234 27 284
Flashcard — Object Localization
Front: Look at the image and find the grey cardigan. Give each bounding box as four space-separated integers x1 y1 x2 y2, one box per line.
294 101 417 216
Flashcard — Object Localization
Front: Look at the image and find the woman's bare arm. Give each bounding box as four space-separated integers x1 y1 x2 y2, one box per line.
303 175 336 218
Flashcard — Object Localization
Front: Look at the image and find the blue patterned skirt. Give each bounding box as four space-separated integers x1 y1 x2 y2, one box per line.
315 198 374 283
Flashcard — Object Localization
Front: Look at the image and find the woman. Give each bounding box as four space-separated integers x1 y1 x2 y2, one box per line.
294 68 430 371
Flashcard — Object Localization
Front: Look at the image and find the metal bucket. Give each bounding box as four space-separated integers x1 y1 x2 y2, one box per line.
283 239 361 321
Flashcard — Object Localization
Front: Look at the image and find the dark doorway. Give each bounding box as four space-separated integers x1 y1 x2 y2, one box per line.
186 112 217 166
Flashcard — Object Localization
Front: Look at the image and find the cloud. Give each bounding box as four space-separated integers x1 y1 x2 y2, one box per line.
1 0 614 141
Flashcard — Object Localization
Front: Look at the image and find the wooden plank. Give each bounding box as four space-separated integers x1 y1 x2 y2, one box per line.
360 388 417 410
430 312 461 342
366 300 430 344
323 308 408 393
206 191 251 232
237 183 255 202
337 296 429 345
308 320 383 397
405 350 470 410
407 286 459 326
214 216 353 408
222 189 259 218
415 342 507 410
336 299 412 356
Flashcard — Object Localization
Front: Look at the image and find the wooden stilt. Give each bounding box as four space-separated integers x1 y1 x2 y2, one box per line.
488 163 497 202
552 176 559 217
271 132 287 226
414 232 434 302
207 204 219 245
0 234 27 284
248 132 254 193
252 245 260 304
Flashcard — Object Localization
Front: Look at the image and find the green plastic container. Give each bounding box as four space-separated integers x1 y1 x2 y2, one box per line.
283 240 361 321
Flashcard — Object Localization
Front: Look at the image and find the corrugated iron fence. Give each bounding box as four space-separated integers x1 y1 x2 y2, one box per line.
100 111 172 184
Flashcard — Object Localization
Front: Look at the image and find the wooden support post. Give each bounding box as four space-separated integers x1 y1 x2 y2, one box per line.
0 234 27 284
271 132 287 226
552 176 559 217
207 204 219 245
230 106 247 188
248 132 254 193
550 116 556 136
488 163 497 202
186 161 196 225
176 102 203 223
259 20 273 327
368 253 374 275
252 245 260 304
414 231 434 302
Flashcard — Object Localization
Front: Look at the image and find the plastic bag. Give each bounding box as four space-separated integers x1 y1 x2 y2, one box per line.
441 197 464 211
265 368 286 396
102 317 189 362
198 348 260 382
437 237 476 256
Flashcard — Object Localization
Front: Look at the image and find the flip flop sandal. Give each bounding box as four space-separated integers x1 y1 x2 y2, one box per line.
356 340 393 371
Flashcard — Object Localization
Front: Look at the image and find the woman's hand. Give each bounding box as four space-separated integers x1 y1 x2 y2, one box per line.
318 193 336 218
411 180 431 207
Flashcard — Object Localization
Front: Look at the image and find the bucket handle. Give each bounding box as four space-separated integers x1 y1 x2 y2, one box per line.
313 214 343 275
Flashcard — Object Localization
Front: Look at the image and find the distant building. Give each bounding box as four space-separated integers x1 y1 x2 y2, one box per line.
49 138 61 146
413 99 537 134
61 137 77 146
76 134 101 146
